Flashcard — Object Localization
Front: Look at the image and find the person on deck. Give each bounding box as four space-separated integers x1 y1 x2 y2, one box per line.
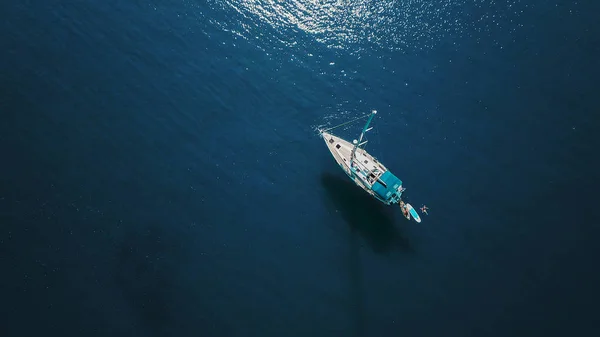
399 200 410 219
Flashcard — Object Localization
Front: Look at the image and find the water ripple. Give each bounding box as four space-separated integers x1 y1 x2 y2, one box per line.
205 0 525 53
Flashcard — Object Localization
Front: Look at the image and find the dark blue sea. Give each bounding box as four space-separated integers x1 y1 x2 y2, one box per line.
1 1 599 336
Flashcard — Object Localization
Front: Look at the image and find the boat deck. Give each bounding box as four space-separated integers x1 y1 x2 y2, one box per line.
321 131 387 187
318 111 407 208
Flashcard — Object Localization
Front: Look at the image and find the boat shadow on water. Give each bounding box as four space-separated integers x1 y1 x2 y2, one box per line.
320 172 413 255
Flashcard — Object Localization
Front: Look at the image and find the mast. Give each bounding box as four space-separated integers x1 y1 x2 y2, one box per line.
351 110 376 166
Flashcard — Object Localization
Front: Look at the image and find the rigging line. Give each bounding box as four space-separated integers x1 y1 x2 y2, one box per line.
320 113 371 133
374 120 383 162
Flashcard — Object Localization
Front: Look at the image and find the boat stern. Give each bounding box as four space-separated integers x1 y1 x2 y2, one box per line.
371 171 405 205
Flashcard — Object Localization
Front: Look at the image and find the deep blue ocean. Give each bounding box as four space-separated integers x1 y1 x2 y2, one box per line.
1 1 599 336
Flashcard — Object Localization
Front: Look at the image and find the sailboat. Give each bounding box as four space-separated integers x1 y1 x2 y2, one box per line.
318 110 421 223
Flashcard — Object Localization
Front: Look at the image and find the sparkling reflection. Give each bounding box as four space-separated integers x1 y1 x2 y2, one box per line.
206 0 524 52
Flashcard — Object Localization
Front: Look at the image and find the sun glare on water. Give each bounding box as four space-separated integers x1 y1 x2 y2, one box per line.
206 0 524 53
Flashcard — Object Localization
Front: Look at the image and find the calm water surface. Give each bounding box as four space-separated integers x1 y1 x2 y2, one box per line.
1 1 599 336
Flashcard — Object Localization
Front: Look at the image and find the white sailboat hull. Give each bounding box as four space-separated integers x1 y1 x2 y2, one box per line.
318 110 422 221
320 130 402 205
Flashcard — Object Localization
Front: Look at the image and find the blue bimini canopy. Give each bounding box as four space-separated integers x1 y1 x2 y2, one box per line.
371 171 403 201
